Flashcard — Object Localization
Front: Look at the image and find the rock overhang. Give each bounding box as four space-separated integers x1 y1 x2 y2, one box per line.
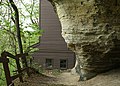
48 0 120 80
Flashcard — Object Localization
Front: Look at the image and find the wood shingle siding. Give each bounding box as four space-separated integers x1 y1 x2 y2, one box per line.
32 0 75 69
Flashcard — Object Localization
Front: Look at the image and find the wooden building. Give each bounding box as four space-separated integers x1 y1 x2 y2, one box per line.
32 0 75 69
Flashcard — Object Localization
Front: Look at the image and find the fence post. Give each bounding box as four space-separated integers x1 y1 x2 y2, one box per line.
1 52 14 86
24 55 30 77
16 58 23 82
22 54 30 77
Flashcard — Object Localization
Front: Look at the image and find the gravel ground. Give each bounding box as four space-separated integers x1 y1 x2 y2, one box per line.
15 68 120 86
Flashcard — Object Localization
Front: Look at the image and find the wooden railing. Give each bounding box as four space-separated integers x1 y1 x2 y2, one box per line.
0 51 30 86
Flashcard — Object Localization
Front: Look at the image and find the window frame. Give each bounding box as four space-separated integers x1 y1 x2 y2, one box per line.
60 59 68 69
45 58 54 69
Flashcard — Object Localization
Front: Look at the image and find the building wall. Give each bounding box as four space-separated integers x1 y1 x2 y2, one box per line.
32 0 75 69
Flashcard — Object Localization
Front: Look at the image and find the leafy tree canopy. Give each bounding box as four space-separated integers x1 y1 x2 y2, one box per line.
0 0 42 55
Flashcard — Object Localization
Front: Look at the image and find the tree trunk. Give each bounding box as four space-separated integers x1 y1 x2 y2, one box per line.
48 0 120 80
9 0 23 54
9 0 25 66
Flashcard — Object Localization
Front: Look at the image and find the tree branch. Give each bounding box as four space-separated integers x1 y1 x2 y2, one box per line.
20 0 35 24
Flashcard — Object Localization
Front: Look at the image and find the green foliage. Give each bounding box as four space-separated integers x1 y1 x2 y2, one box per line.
31 62 45 73
0 0 42 54
0 64 6 86
0 0 41 85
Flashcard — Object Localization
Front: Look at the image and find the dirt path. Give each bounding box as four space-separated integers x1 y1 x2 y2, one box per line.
15 68 120 86
55 72 79 85
55 68 120 86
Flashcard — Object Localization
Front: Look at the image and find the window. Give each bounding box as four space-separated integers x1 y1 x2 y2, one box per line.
60 59 67 69
46 59 53 69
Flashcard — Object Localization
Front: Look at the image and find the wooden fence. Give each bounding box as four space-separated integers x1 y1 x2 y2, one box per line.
0 51 30 86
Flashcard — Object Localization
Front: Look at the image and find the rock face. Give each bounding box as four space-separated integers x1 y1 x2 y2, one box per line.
48 0 120 80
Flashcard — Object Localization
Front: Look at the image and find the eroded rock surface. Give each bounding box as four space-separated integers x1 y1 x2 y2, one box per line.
48 0 120 80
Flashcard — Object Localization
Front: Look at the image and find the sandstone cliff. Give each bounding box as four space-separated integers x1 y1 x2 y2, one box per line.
48 0 120 80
